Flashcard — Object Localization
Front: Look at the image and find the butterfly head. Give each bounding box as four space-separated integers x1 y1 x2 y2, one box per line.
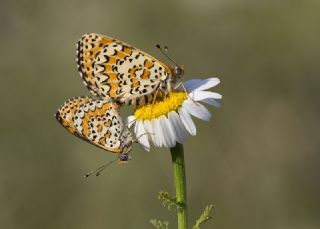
118 153 132 163
173 65 184 79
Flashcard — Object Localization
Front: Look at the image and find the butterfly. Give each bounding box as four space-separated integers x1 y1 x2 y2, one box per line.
76 33 184 106
55 96 133 162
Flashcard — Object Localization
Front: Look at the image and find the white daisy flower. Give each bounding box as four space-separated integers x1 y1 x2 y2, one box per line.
127 78 222 151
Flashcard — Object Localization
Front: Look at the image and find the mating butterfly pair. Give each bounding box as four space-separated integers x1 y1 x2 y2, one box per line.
55 33 184 161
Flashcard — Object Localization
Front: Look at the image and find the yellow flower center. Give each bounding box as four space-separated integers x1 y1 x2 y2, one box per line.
134 92 188 120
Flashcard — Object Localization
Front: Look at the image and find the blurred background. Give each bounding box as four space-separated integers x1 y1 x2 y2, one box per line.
1 0 320 228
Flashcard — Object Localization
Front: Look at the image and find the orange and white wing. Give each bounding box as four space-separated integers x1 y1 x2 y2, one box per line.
55 97 132 153
55 96 91 136
76 33 172 105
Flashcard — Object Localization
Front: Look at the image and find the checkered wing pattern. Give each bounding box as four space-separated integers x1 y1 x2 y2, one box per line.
55 97 132 153
77 33 172 105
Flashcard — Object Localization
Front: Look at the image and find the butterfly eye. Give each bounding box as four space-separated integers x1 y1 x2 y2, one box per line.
119 154 131 162
174 67 184 78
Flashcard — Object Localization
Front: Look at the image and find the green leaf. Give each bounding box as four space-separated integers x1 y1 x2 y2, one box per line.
150 219 169 229
192 205 214 229
158 191 183 212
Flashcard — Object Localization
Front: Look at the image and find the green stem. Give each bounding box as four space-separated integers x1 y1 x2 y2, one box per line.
170 143 187 229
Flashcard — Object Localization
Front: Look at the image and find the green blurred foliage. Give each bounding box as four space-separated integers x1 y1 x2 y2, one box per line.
1 0 319 228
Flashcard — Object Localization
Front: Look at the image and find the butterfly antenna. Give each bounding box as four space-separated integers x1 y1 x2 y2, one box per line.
84 157 118 178
156 44 180 67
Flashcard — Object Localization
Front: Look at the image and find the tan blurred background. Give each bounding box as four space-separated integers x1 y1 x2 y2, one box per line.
1 0 320 228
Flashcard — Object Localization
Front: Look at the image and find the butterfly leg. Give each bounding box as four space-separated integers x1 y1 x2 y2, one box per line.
174 82 199 105
126 118 137 129
151 85 168 107
159 87 167 98
151 86 161 106
132 132 155 143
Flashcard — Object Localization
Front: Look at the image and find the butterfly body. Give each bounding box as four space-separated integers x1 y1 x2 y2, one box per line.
56 33 184 158
76 33 183 106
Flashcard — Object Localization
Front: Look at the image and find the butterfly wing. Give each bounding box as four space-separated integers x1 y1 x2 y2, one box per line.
77 33 173 105
55 97 132 153
55 96 91 135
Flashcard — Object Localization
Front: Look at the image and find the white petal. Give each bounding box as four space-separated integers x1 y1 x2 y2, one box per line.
183 78 220 92
156 118 166 147
134 121 150 151
158 116 169 148
193 78 220 92
151 120 160 146
133 120 139 135
138 123 150 151
152 119 165 147
168 111 188 144
182 79 204 91
184 100 211 121
159 115 176 148
178 107 196 136
201 98 221 107
142 120 155 144
126 115 136 128
190 91 222 101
